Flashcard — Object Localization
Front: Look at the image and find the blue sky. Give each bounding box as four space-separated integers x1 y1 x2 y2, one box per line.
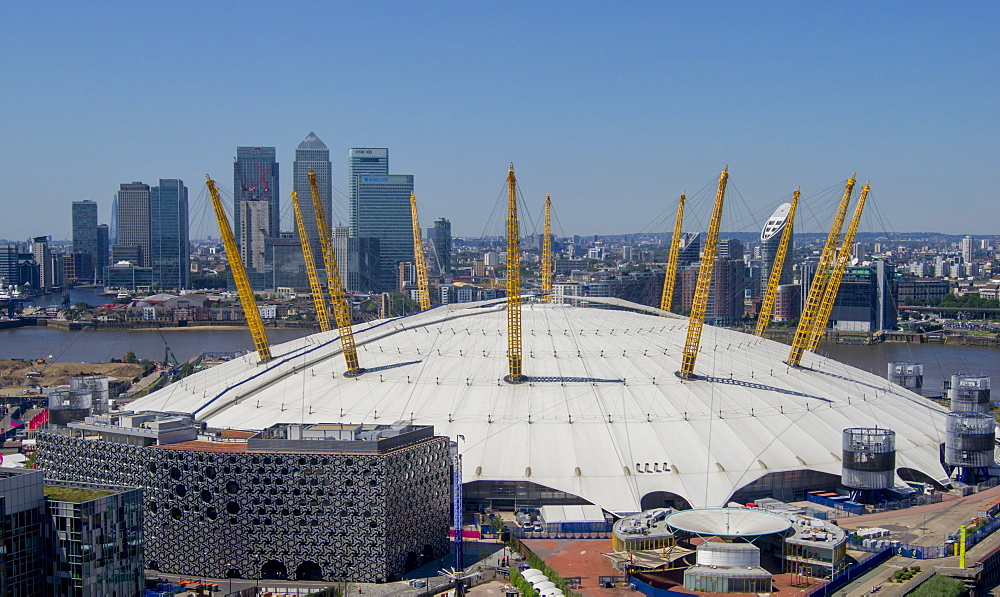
2 1 997 240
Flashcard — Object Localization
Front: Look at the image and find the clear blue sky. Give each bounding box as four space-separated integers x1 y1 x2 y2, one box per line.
2 1 997 241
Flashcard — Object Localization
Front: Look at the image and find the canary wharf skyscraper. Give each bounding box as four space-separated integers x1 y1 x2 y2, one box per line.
293 133 332 273
150 179 189 290
348 148 413 291
116 182 151 267
234 147 279 270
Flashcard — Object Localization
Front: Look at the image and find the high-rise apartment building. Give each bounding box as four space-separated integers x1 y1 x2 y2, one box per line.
759 203 793 298
293 133 332 274
433 218 452 276
678 252 746 327
962 235 974 263
348 148 414 291
234 146 279 256
116 182 151 266
31 236 54 290
150 179 189 290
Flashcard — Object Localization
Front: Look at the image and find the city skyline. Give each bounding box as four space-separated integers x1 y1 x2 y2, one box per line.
2 3 998 241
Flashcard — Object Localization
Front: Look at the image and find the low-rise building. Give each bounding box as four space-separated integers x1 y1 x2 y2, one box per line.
35 414 451 583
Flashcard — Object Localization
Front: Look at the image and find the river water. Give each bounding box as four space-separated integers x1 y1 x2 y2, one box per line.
1 315 996 394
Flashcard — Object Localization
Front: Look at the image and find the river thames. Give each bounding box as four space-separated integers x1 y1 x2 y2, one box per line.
6 288 998 392
1 324 996 396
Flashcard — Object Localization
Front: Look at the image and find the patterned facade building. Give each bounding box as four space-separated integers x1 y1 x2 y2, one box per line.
35 415 450 583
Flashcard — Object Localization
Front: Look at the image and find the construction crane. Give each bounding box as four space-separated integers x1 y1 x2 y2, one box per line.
505 163 523 383
409 191 431 311
541 194 553 302
787 175 856 368
290 190 332 332
754 189 800 336
678 167 728 379
308 168 362 376
806 182 870 352
205 175 271 363
659 193 686 313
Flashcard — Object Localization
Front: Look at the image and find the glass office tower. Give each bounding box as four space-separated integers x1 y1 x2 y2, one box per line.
150 179 189 290
234 146 280 256
116 182 151 267
352 174 415 291
293 133 332 274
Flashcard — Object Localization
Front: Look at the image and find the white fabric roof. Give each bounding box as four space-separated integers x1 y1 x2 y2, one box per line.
130 299 950 513
540 504 606 524
665 508 791 536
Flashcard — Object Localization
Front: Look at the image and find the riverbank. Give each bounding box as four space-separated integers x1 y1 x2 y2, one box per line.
763 327 1000 347
34 319 319 332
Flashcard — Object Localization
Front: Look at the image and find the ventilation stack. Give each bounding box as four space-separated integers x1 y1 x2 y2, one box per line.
842 428 896 503
887 362 923 394
945 412 995 484
950 374 992 413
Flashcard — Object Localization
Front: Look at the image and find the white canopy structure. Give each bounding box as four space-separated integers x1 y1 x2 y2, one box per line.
130 299 950 513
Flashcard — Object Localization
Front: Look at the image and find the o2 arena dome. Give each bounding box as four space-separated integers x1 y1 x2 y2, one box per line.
130 298 950 514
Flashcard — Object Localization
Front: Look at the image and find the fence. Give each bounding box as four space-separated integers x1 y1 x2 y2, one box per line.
804 547 894 597
848 515 1000 559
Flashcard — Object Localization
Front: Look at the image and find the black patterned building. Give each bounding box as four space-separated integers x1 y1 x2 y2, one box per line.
35 414 451 583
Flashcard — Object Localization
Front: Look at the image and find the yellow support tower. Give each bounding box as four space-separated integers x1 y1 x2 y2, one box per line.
290 190 332 332
679 167 728 379
754 189 800 336
308 168 362 376
806 182 870 352
659 193 686 313
505 163 524 383
409 192 431 311
787 174 856 368
541 194 553 302
204 175 271 363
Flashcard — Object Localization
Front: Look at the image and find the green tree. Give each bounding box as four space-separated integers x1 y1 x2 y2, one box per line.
910 574 966 596
123 351 138 364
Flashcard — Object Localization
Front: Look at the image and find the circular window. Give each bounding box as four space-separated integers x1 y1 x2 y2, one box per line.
175 485 187 497
170 467 181 481
206 507 218 520
149 502 158 513
226 481 239 495
148 463 158 474
227 501 240 515
205 466 217 480
201 490 212 503
170 507 182 520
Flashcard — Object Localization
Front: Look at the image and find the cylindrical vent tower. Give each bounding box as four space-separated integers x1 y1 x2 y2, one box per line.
950 374 992 413
842 428 896 492
887 362 923 393
945 412 995 482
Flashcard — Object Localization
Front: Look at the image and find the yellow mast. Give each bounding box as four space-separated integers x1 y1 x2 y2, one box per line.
678 167 728 379
659 193 686 313
409 191 431 311
787 174 856 367
308 168 362 376
754 189 800 336
806 182 870 352
290 190 332 332
541 194 553 302
505 163 523 383
204 175 271 363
